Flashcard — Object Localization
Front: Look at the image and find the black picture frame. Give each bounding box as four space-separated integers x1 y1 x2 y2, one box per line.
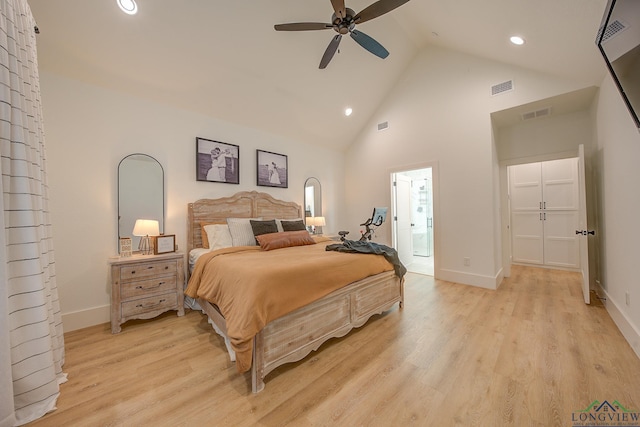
196 137 240 184
256 149 288 188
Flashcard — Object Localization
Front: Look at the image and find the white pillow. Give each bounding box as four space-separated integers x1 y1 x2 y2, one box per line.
202 224 233 251
227 217 262 246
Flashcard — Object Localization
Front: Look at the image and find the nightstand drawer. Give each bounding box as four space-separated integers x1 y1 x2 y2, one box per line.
121 292 178 318
121 276 177 300
120 260 177 282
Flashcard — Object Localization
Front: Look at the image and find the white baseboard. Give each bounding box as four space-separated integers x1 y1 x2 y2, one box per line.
61 305 110 332
437 267 503 290
595 283 640 360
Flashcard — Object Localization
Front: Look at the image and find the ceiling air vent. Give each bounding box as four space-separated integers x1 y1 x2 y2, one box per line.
491 80 514 96
521 107 551 121
598 19 628 43
378 121 389 131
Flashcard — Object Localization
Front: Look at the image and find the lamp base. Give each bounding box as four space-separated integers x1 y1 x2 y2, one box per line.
138 235 152 255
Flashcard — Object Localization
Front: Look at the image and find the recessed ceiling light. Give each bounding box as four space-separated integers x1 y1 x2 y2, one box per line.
345 107 353 117
510 36 525 45
117 0 138 15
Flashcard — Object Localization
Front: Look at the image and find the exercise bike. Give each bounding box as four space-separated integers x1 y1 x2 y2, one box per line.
339 207 388 242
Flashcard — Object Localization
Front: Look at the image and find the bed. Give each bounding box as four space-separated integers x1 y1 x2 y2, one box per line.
186 191 404 393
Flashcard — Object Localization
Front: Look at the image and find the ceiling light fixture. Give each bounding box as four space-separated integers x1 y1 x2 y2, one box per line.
345 107 353 117
510 36 525 45
117 0 138 15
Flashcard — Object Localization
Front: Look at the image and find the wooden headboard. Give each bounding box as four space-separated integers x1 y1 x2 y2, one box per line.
187 191 302 253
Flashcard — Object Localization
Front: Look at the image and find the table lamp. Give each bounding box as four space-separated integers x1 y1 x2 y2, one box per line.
307 216 326 234
132 219 159 255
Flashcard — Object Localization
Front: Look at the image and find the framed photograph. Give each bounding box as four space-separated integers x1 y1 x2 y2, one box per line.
119 237 132 257
257 149 288 188
153 234 176 255
196 137 239 184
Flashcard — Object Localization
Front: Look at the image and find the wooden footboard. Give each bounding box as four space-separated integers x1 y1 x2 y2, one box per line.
252 270 403 393
196 270 403 393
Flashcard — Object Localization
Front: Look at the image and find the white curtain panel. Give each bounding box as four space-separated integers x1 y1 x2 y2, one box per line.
0 0 66 425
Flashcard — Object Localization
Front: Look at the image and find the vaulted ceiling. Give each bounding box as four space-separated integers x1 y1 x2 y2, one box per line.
28 0 608 150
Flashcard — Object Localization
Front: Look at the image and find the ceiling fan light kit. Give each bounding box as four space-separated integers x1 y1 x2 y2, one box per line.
274 0 410 69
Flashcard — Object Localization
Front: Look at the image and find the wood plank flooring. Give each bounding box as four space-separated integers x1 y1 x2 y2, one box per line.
28 266 640 426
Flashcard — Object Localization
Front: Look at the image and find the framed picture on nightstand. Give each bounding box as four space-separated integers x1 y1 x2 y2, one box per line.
119 237 132 257
153 235 176 254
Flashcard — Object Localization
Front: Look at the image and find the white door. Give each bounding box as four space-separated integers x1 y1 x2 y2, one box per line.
509 162 543 211
509 158 580 268
509 163 544 264
577 145 590 304
394 174 413 266
542 158 579 210
543 210 580 268
510 211 544 264
543 158 580 268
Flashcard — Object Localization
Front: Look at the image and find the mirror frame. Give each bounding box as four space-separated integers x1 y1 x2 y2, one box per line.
304 177 322 233
596 0 640 130
117 153 165 252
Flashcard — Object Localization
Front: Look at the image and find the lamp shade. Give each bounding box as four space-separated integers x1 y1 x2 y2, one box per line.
307 216 326 227
132 219 159 236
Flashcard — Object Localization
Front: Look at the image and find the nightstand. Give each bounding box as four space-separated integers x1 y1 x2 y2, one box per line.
109 252 185 333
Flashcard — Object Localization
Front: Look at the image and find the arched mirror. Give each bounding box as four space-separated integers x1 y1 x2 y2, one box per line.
304 177 322 233
118 154 164 252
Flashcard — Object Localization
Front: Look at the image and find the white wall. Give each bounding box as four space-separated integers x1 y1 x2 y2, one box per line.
496 111 594 162
344 45 590 289
594 74 640 358
40 72 345 331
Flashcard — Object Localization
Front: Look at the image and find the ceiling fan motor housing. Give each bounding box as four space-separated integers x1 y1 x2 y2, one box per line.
332 8 356 34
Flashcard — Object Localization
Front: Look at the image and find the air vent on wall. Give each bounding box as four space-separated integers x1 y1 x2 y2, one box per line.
597 19 628 43
491 80 514 96
521 107 551 121
378 121 389 131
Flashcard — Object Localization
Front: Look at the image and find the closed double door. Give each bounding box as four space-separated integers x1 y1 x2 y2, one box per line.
509 158 580 269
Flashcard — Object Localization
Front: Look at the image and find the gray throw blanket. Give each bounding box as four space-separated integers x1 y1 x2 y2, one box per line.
325 240 407 278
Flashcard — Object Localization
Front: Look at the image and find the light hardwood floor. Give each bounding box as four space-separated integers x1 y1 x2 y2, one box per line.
28 266 640 426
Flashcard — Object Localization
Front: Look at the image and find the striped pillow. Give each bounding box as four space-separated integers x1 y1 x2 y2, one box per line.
227 217 262 246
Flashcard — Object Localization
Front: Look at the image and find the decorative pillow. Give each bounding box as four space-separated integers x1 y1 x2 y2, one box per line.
281 219 307 232
250 219 279 243
202 224 233 251
227 217 262 246
274 218 303 232
200 222 226 249
256 230 316 251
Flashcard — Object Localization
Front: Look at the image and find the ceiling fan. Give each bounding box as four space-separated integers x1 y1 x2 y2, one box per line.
274 0 410 69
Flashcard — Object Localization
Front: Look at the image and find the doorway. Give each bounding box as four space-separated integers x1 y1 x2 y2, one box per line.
392 167 434 276
504 145 590 304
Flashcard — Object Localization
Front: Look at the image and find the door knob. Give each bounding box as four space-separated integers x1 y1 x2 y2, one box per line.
575 230 596 236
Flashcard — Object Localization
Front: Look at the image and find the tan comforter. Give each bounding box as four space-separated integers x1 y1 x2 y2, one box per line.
184 238 393 373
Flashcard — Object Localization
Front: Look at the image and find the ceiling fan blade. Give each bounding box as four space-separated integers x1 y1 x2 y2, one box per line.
330 0 347 18
350 30 389 59
320 34 342 69
274 22 333 31
354 0 410 24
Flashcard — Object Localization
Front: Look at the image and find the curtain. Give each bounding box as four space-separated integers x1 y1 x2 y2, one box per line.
0 0 66 425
